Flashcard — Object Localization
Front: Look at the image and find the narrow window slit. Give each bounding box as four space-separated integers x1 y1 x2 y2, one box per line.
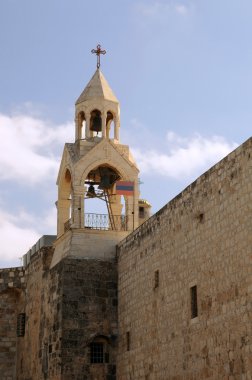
190 285 198 319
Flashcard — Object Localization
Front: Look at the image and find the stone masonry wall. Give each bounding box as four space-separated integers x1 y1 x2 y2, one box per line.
15 248 118 380
117 138 252 379
16 246 58 380
60 258 118 380
0 267 26 380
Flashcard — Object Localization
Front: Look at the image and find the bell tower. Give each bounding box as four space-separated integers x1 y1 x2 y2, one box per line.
51 47 140 267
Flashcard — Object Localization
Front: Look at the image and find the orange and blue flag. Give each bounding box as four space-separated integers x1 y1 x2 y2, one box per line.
116 181 134 196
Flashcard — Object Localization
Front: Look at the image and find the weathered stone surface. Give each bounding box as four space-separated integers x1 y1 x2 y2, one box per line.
4 247 118 380
0 267 25 380
117 137 252 379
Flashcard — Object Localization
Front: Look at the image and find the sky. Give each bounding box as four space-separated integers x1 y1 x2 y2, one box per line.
1 0 252 267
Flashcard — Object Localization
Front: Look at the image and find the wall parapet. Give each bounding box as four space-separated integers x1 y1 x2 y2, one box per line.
22 234 56 267
0 267 26 292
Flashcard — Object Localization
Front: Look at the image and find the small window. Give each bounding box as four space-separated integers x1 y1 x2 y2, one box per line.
17 313 26 337
90 342 104 363
154 270 159 289
90 340 109 364
126 331 130 351
190 285 198 319
139 206 145 218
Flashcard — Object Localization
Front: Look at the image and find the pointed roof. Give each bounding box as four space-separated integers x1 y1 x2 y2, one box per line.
75 69 119 105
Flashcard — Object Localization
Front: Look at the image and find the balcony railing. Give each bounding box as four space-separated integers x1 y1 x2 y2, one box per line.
84 213 128 231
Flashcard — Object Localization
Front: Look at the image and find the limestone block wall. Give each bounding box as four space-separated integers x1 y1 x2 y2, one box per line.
117 138 252 380
0 267 25 380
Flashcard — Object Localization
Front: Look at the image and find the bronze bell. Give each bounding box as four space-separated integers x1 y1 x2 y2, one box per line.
86 184 96 197
98 174 111 189
90 114 102 133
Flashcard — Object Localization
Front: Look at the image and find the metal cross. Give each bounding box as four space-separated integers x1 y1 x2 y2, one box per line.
91 44 106 69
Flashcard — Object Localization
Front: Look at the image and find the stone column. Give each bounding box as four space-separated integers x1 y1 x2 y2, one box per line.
114 115 120 141
109 194 123 230
57 199 71 237
72 187 85 229
75 114 79 141
102 111 107 139
86 112 91 138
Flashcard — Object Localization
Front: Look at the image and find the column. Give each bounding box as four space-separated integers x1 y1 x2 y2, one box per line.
72 187 85 229
114 116 120 141
86 112 91 138
57 199 71 237
102 111 107 139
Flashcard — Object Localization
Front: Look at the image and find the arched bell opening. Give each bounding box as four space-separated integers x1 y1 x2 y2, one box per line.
106 111 114 139
58 169 73 236
90 109 102 137
77 111 86 139
84 165 128 231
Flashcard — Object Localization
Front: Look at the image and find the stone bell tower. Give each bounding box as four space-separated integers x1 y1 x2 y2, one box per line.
51 47 139 268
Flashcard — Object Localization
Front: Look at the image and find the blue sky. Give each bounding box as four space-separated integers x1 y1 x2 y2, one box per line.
0 0 252 267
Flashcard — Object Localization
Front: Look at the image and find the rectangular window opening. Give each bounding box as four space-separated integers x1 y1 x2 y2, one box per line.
139 207 145 218
190 285 198 319
126 331 130 351
90 342 104 363
154 270 159 289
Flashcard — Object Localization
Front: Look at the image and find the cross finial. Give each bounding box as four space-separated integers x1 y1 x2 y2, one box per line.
91 44 106 69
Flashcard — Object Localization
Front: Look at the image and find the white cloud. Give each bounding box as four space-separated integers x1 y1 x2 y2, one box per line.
0 112 74 184
0 110 238 267
136 1 189 18
0 209 40 265
175 4 188 14
0 206 56 266
132 131 237 180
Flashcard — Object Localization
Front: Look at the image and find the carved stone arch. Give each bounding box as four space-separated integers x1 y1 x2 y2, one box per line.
87 333 111 346
80 159 127 187
90 109 102 136
88 334 112 365
77 111 86 139
59 167 72 199
57 167 73 236
106 110 115 139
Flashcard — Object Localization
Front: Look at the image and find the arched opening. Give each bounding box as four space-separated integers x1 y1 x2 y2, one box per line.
106 111 114 139
89 335 110 364
90 109 102 137
78 111 86 139
84 165 127 230
58 169 72 236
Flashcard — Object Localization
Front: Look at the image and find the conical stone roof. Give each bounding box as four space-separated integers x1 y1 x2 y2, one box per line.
75 69 119 105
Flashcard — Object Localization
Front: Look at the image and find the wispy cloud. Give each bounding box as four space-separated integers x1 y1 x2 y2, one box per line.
0 110 238 267
175 4 188 14
0 206 56 267
0 112 74 184
0 209 40 265
132 131 237 180
136 1 190 19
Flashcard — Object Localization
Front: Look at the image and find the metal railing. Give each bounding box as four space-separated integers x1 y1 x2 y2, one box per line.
84 213 128 231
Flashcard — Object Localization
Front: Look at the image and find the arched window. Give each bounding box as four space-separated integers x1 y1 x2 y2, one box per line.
78 111 86 139
89 336 109 364
58 169 72 235
90 109 102 136
106 111 114 138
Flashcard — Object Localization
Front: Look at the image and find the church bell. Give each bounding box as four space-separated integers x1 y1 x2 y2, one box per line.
86 184 96 197
98 174 111 189
90 114 102 133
